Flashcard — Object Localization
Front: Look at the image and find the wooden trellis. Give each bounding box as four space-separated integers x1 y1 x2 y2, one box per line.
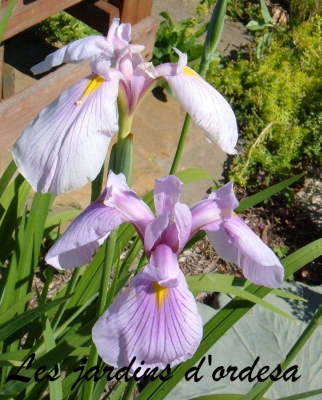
0 0 158 151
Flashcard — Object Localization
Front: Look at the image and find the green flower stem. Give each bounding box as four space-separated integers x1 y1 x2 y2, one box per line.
169 114 192 174
82 230 118 399
120 378 137 400
244 302 322 400
117 90 134 141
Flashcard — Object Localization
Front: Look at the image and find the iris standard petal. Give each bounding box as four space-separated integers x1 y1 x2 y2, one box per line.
92 267 202 374
45 198 128 270
31 36 111 74
144 213 169 252
13 75 119 195
106 18 131 53
207 216 284 288
162 67 238 155
154 175 183 217
162 202 192 253
104 172 154 238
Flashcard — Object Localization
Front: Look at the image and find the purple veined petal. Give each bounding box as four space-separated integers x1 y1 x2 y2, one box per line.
207 216 284 288
31 36 111 75
159 56 238 154
154 175 183 217
13 74 119 195
92 266 202 374
162 202 192 253
104 172 154 238
207 182 239 216
45 196 128 270
189 183 238 235
144 213 169 253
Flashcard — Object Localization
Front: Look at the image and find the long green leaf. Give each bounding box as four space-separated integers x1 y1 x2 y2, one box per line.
0 295 72 341
187 275 297 323
0 160 17 199
0 0 17 42
0 291 35 324
275 389 322 400
37 291 63 400
188 395 269 400
235 173 304 213
0 318 94 397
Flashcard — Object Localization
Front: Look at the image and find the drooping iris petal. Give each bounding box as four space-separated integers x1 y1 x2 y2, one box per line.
157 51 238 155
92 266 202 373
104 172 154 238
45 196 128 270
13 75 119 195
207 182 239 216
31 36 112 74
190 182 238 235
206 216 284 288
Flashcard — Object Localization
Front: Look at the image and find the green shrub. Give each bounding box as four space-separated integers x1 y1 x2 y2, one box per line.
207 15 322 189
32 11 97 45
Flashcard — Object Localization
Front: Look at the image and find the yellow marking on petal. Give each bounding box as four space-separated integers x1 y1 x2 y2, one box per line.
183 66 198 77
75 75 105 105
153 282 168 309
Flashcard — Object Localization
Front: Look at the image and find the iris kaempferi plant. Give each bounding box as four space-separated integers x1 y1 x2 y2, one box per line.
12 18 237 195
45 172 284 372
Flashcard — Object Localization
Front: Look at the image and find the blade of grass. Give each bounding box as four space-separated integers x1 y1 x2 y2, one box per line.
0 159 17 199
0 295 73 341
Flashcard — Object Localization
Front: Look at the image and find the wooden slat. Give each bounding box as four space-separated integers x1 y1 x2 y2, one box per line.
0 60 91 151
2 63 15 99
0 0 84 41
131 16 158 61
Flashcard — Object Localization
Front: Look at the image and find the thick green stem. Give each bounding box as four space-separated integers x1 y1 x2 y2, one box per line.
169 114 192 174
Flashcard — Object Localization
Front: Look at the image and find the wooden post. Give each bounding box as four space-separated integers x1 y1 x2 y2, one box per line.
0 45 4 101
108 0 153 24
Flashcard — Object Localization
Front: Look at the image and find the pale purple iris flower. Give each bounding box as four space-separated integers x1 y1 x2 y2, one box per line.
12 18 237 195
45 172 284 372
